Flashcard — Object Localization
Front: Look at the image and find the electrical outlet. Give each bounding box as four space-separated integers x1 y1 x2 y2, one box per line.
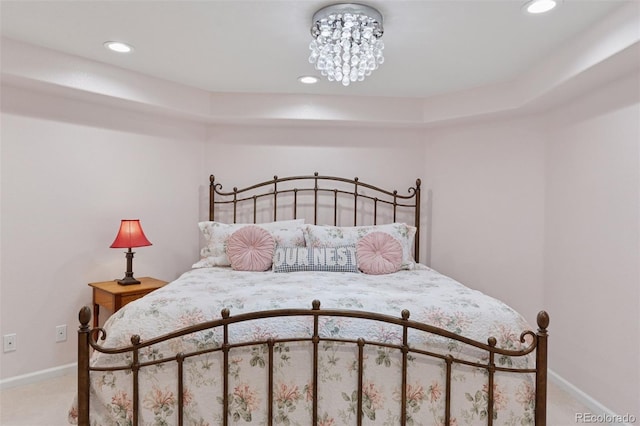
3 334 16 352
55 325 67 343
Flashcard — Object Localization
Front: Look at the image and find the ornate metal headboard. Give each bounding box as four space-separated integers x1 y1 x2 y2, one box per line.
209 172 422 262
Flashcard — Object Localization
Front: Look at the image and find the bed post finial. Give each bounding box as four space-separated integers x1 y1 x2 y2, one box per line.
79 306 91 326
537 311 550 331
210 175 215 183
312 300 321 310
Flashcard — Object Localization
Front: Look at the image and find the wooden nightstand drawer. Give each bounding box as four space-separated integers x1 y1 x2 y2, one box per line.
120 293 146 306
94 289 116 311
89 277 168 327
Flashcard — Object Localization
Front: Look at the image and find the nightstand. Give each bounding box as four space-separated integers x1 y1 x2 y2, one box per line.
88 277 168 327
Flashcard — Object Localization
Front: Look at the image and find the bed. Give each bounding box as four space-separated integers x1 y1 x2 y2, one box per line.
71 173 549 426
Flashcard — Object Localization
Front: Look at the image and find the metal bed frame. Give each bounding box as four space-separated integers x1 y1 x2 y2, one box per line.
76 173 548 425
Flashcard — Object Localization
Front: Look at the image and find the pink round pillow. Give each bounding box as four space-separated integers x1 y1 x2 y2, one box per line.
356 232 403 275
227 226 275 271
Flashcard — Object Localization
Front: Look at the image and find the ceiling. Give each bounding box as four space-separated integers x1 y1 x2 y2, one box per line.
0 0 631 100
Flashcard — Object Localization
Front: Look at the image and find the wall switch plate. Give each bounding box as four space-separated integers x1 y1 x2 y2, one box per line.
55 325 67 342
3 334 16 352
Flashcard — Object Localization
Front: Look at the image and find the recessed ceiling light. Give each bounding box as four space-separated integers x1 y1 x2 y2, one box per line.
524 0 558 14
298 75 319 85
104 41 133 53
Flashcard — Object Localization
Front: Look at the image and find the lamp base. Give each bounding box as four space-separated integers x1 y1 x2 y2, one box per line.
117 276 141 286
117 249 141 285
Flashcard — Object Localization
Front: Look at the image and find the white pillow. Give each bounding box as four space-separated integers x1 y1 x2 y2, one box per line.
194 219 305 268
303 223 416 270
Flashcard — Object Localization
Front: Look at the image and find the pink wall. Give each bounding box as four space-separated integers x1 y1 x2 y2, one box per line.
422 72 640 416
0 86 206 378
424 118 546 325
543 73 640 416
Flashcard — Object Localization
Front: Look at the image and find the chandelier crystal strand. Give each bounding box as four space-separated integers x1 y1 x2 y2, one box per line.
309 4 384 86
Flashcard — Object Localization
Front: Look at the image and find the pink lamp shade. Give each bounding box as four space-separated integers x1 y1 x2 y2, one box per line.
110 219 152 285
110 220 152 249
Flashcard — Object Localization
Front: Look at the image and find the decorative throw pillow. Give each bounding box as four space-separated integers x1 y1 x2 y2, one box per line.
227 226 275 271
193 219 305 268
356 232 403 275
303 223 416 269
273 246 358 273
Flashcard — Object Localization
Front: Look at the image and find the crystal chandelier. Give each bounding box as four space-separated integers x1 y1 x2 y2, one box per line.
309 3 384 86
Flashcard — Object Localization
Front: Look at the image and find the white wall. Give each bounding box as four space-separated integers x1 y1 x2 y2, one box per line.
421 72 640 416
424 118 547 325
420 72 640 417
205 125 427 188
0 86 206 379
543 72 640 416
203 124 428 245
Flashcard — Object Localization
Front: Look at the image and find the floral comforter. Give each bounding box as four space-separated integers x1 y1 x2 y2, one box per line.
69 266 538 425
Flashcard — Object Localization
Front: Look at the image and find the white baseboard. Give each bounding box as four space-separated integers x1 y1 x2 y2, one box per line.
0 362 76 391
549 369 636 426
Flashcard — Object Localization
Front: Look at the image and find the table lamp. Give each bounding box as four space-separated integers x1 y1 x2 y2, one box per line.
110 219 152 285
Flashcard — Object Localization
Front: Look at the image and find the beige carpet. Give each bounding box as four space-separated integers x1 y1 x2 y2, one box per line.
0 373 605 425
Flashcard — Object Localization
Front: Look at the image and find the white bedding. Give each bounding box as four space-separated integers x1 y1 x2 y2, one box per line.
69 266 538 425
